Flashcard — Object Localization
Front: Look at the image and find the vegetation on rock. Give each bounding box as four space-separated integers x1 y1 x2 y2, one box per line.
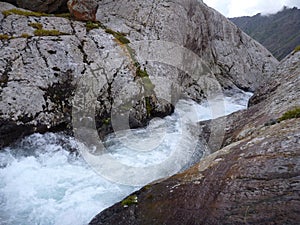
278 107 300 121
29 22 43 30
0 34 11 40
21 33 31 38
86 21 100 32
34 29 65 36
121 195 138 207
294 45 300 53
105 28 130 44
2 8 48 17
2 9 71 19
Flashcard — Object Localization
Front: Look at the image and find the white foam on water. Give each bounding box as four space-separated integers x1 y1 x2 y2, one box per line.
0 133 136 225
0 90 252 225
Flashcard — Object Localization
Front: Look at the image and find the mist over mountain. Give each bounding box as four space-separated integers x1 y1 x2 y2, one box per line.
230 6 300 60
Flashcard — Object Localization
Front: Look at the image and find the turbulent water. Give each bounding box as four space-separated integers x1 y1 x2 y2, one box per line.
0 91 252 225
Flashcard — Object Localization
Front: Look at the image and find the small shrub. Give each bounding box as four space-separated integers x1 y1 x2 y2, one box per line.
121 195 138 207
136 67 149 78
278 107 300 122
29 22 43 30
55 13 71 19
2 9 48 17
294 45 300 53
86 21 100 32
34 29 64 36
21 33 31 38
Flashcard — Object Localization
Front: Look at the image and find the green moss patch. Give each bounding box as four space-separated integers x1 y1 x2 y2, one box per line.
136 67 149 78
34 29 65 36
2 8 48 17
55 13 71 19
21 33 31 38
0 34 11 40
278 107 300 122
29 22 43 30
86 21 101 32
294 45 300 53
2 9 71 19
121 195 138 207
105 28 130 44
145 97 152 116
102 118 111 125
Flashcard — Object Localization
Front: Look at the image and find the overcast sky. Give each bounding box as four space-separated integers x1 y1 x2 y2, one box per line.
203 0 300 17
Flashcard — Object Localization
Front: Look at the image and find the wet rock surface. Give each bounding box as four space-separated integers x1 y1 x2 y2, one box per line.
90 119 300 225
208 51 300 150
89 47 300 225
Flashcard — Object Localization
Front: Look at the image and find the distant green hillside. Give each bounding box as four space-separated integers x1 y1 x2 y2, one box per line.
230 7 300 60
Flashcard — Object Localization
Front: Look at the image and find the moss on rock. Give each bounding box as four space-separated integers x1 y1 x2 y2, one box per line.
105 28 130 44
278 107 300 121
34 29 65 36
121 195 138 207
2 8 48 17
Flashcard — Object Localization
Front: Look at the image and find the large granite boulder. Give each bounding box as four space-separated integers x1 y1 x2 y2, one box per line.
89 52 300 224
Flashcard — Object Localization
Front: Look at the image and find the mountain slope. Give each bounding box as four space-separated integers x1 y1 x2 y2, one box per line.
230 7 300 60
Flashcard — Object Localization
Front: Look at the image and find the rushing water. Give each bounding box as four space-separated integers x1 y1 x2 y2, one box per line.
0 91 252 225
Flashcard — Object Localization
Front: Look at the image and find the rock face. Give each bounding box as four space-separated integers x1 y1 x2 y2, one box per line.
67 0 98 21
16 0 68 13
203 51 300 151
96 0 278 91
0 0 277 148
89 52 300 224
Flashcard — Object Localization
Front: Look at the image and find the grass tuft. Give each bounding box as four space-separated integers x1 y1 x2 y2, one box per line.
121 195 138 207
86 21 100 32
29 22 43 30
0 34 10 40
21 33 31 38
294 45 300 53
34 29 65 36
2 8 48 17
278 107 300 122
105 28 130 44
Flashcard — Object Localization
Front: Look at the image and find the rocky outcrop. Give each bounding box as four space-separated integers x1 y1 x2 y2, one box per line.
89 52 300 225
201 51 300 151
95 0 278 91
16 0 68 13
0 0 277 148
67 0 98 21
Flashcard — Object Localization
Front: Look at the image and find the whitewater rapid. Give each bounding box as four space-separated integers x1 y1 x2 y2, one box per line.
0 91 252 225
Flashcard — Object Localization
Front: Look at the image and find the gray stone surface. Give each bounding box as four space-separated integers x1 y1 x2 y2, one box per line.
96 0 278 91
